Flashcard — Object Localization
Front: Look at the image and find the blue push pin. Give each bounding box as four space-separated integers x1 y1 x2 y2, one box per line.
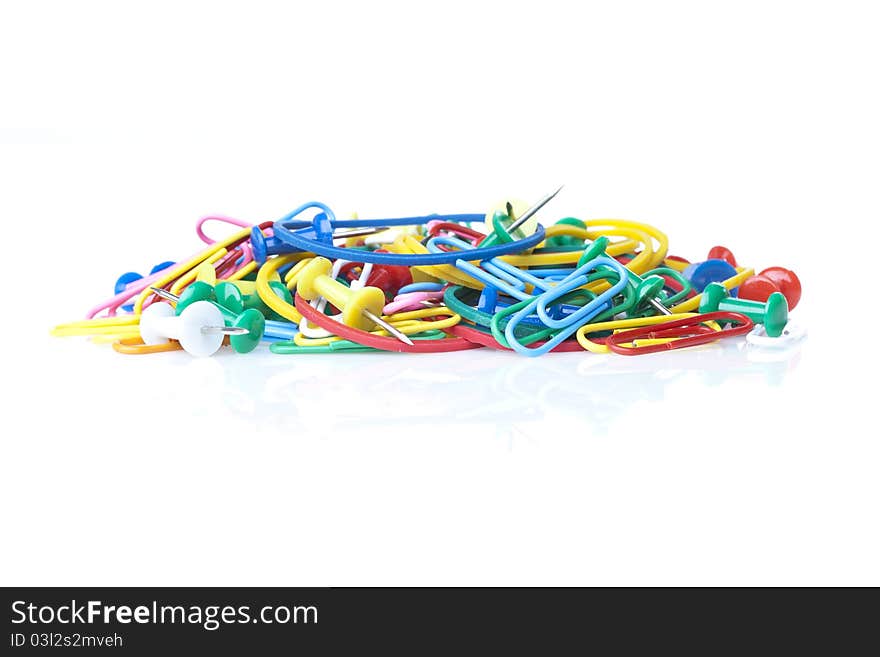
252 214 388 264
251 226 307 264
683 258 739 294
114 261 175 311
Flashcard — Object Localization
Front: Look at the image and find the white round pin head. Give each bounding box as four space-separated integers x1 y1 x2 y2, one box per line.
139 301 176 345
178 300 226 357
746 322 807 349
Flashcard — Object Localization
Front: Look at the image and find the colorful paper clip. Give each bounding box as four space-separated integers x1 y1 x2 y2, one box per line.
50 187 803 360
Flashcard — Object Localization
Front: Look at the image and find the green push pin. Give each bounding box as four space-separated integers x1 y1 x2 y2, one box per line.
478 186 564 249
626 267 693 318
214 306 263 353
546 217 587 248
631 275 666 310
175 281 216 307
215 281 259 314
152 284 265 353
215 280 292 321
576 235 612 266
488 206 519 245
577 236 672 316
262 282 294 321
698 282 788 337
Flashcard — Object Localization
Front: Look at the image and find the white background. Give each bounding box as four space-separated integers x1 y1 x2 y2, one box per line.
1 1 878 585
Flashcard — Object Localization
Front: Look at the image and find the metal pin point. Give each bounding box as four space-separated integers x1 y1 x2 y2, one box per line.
149 288 253 335
362 308 415 346
648 297 673 315
201 325 252 336
332 226 390 239
149 287 180 303
506 185 565 233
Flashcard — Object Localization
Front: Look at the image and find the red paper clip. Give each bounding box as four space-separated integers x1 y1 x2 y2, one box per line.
429 222 486 247
605 311 754 355
294 292 479 353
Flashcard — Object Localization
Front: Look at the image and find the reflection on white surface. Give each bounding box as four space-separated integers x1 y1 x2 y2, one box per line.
108 336 805 442
20 320 877 588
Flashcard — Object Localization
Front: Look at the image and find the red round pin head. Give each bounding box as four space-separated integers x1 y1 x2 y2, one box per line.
739 266 801 309
707 245 737 267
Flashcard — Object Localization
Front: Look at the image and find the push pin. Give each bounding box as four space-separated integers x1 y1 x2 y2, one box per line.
251 223 390 264
214 280 293 320
545 217 588 248
746 321 807 349
140 300 247 357
698 282 788 337
738 266 801 309
295 257 414 345
683 249 739 293
150 281 215 313
478 186 564 249
354 260 413 299
114 261 176 295
150 285 265 353
706 245 737 267
114 261 175 311
630 275 670 314
578 237 672 316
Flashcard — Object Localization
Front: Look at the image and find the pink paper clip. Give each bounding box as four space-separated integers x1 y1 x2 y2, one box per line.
86 216 259 318
383 291 444 315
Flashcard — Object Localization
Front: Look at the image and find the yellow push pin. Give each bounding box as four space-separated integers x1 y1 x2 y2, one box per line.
296 257 414 345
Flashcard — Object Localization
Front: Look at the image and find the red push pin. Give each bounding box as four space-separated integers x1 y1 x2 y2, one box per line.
364 260 412 299
707 245 737 267
739 266 801 310
339 252 413 300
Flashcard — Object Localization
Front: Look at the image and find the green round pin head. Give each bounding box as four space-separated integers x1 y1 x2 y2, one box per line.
229 308 265 354
175 281 216 314
489 209 516 244
268 281 293 305
634 275 666 309
214 281 246 314
547 217 587 248
577 236 610 268
763 292 789 338
557 217 586 229
265 282 293 321
699 282 729 313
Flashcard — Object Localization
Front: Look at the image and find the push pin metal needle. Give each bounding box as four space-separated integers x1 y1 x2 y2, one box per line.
647 296 673 315
200 325 252 336
575 240 672 316
149 286 179 302
331 226 390 240
480 186 564 250
361 309 415 346
507 184 564 234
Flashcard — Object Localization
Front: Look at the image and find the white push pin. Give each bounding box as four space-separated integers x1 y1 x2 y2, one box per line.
140 300 244 357
745 321 807 349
